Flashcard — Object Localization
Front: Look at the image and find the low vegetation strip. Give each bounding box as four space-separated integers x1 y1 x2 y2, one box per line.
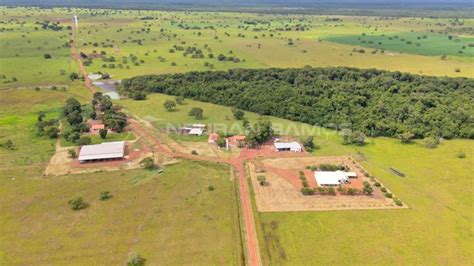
120 67 474 139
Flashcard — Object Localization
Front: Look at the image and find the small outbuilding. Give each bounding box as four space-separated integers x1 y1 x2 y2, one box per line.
78 141 125 163
189 128 204 136
274 141 302 152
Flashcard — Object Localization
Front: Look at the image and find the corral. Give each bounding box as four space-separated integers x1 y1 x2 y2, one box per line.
249 156 405 212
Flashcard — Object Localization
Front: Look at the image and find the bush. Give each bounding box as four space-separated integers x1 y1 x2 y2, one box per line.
68 149 77 158
0 139 14 150
99 191 112 201
347 188 358 195
191 150 198 155
207 185 215 191
456 151 466 159
385 192 393 198
68 197 87 210
99 128 108 139
76 137 91 146
423 137 439 149
126 252 146 266
374 182 381 187
301 187 315 195
381 187 387 193
327 186 336 195
140 157 155 170
257 175 266 186
394 198 403 206
43 53 52 59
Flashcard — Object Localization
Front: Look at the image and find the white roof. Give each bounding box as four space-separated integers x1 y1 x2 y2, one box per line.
314 171 349 186
189 128 204 135
78 141 125 161
274 142 302 150
345 172 357 177
192 124 206 128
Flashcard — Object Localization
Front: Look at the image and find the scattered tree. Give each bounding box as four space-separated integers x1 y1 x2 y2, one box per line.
68 197 87 210
188 107 203 119
99 128 108 139
163 100 176 111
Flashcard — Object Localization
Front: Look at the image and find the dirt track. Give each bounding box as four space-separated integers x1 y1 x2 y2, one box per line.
71 24 95 94
129 118 263 266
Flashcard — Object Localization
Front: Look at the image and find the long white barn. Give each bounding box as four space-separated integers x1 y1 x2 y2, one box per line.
78 141 125 163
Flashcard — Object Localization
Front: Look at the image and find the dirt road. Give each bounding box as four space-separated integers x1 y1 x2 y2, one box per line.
129 118 262 266
70 24 95 94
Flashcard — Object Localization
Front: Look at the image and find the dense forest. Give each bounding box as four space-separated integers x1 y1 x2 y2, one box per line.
120 67 474 139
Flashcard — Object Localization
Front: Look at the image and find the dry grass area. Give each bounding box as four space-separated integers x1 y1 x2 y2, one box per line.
249 157 406 212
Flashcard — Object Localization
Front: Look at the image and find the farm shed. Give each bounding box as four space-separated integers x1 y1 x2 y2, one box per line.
189 128 204 136
78 141 125 163
274 142 302 152
314 171 355 186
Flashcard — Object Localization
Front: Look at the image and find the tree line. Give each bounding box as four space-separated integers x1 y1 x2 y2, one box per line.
119 67 474 139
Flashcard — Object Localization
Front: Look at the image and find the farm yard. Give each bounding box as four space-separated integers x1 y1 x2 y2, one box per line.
0 4 473 266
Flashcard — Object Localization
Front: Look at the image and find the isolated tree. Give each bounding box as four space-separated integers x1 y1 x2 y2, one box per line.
302 136 315 151
188 107 203 119
163 100 176 111
99 191 112 201
99 128 108 139
69 72 79 81
43 53 52 59
68 197 87 211
231 108 245 120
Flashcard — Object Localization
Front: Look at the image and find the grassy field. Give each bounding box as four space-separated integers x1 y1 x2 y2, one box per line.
0 83 91 176
1 7 473 87
121 93 473 265
325 32 474 57
0 160 243 265
255 138 473 265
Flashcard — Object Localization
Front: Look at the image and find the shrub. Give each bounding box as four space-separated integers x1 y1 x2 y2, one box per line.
374 182 381 187
301 187 315 195
394 198 403 206
257 175 266 186
68 197 87 210
99 191 112 201
347 188 358 195
207 185 215 191
456 151 466 159
76 137 91 146
385 192 393 198
126 252 146 266
99 128 108 139
140 157 155 170
43 53 52 59
381 187 387 193
327 187 336 195
423 137 439 149
68 149 77 158
0 139 14 150
191 150 198 155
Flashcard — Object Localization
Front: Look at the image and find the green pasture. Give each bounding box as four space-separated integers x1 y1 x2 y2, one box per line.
0 160 243 265
255 138 473 265
325 32 474 57
0 84 90 174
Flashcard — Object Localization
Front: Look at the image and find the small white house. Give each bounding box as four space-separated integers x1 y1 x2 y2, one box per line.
274 142 302 152
189 128 204 136
314 171 355 186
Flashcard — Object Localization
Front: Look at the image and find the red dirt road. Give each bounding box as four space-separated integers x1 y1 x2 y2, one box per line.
129 118 262 266
71 24 95 94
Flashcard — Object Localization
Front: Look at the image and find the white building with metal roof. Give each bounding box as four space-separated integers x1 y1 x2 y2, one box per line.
78 141 125 163
314 171 355 186
274 141 302 152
